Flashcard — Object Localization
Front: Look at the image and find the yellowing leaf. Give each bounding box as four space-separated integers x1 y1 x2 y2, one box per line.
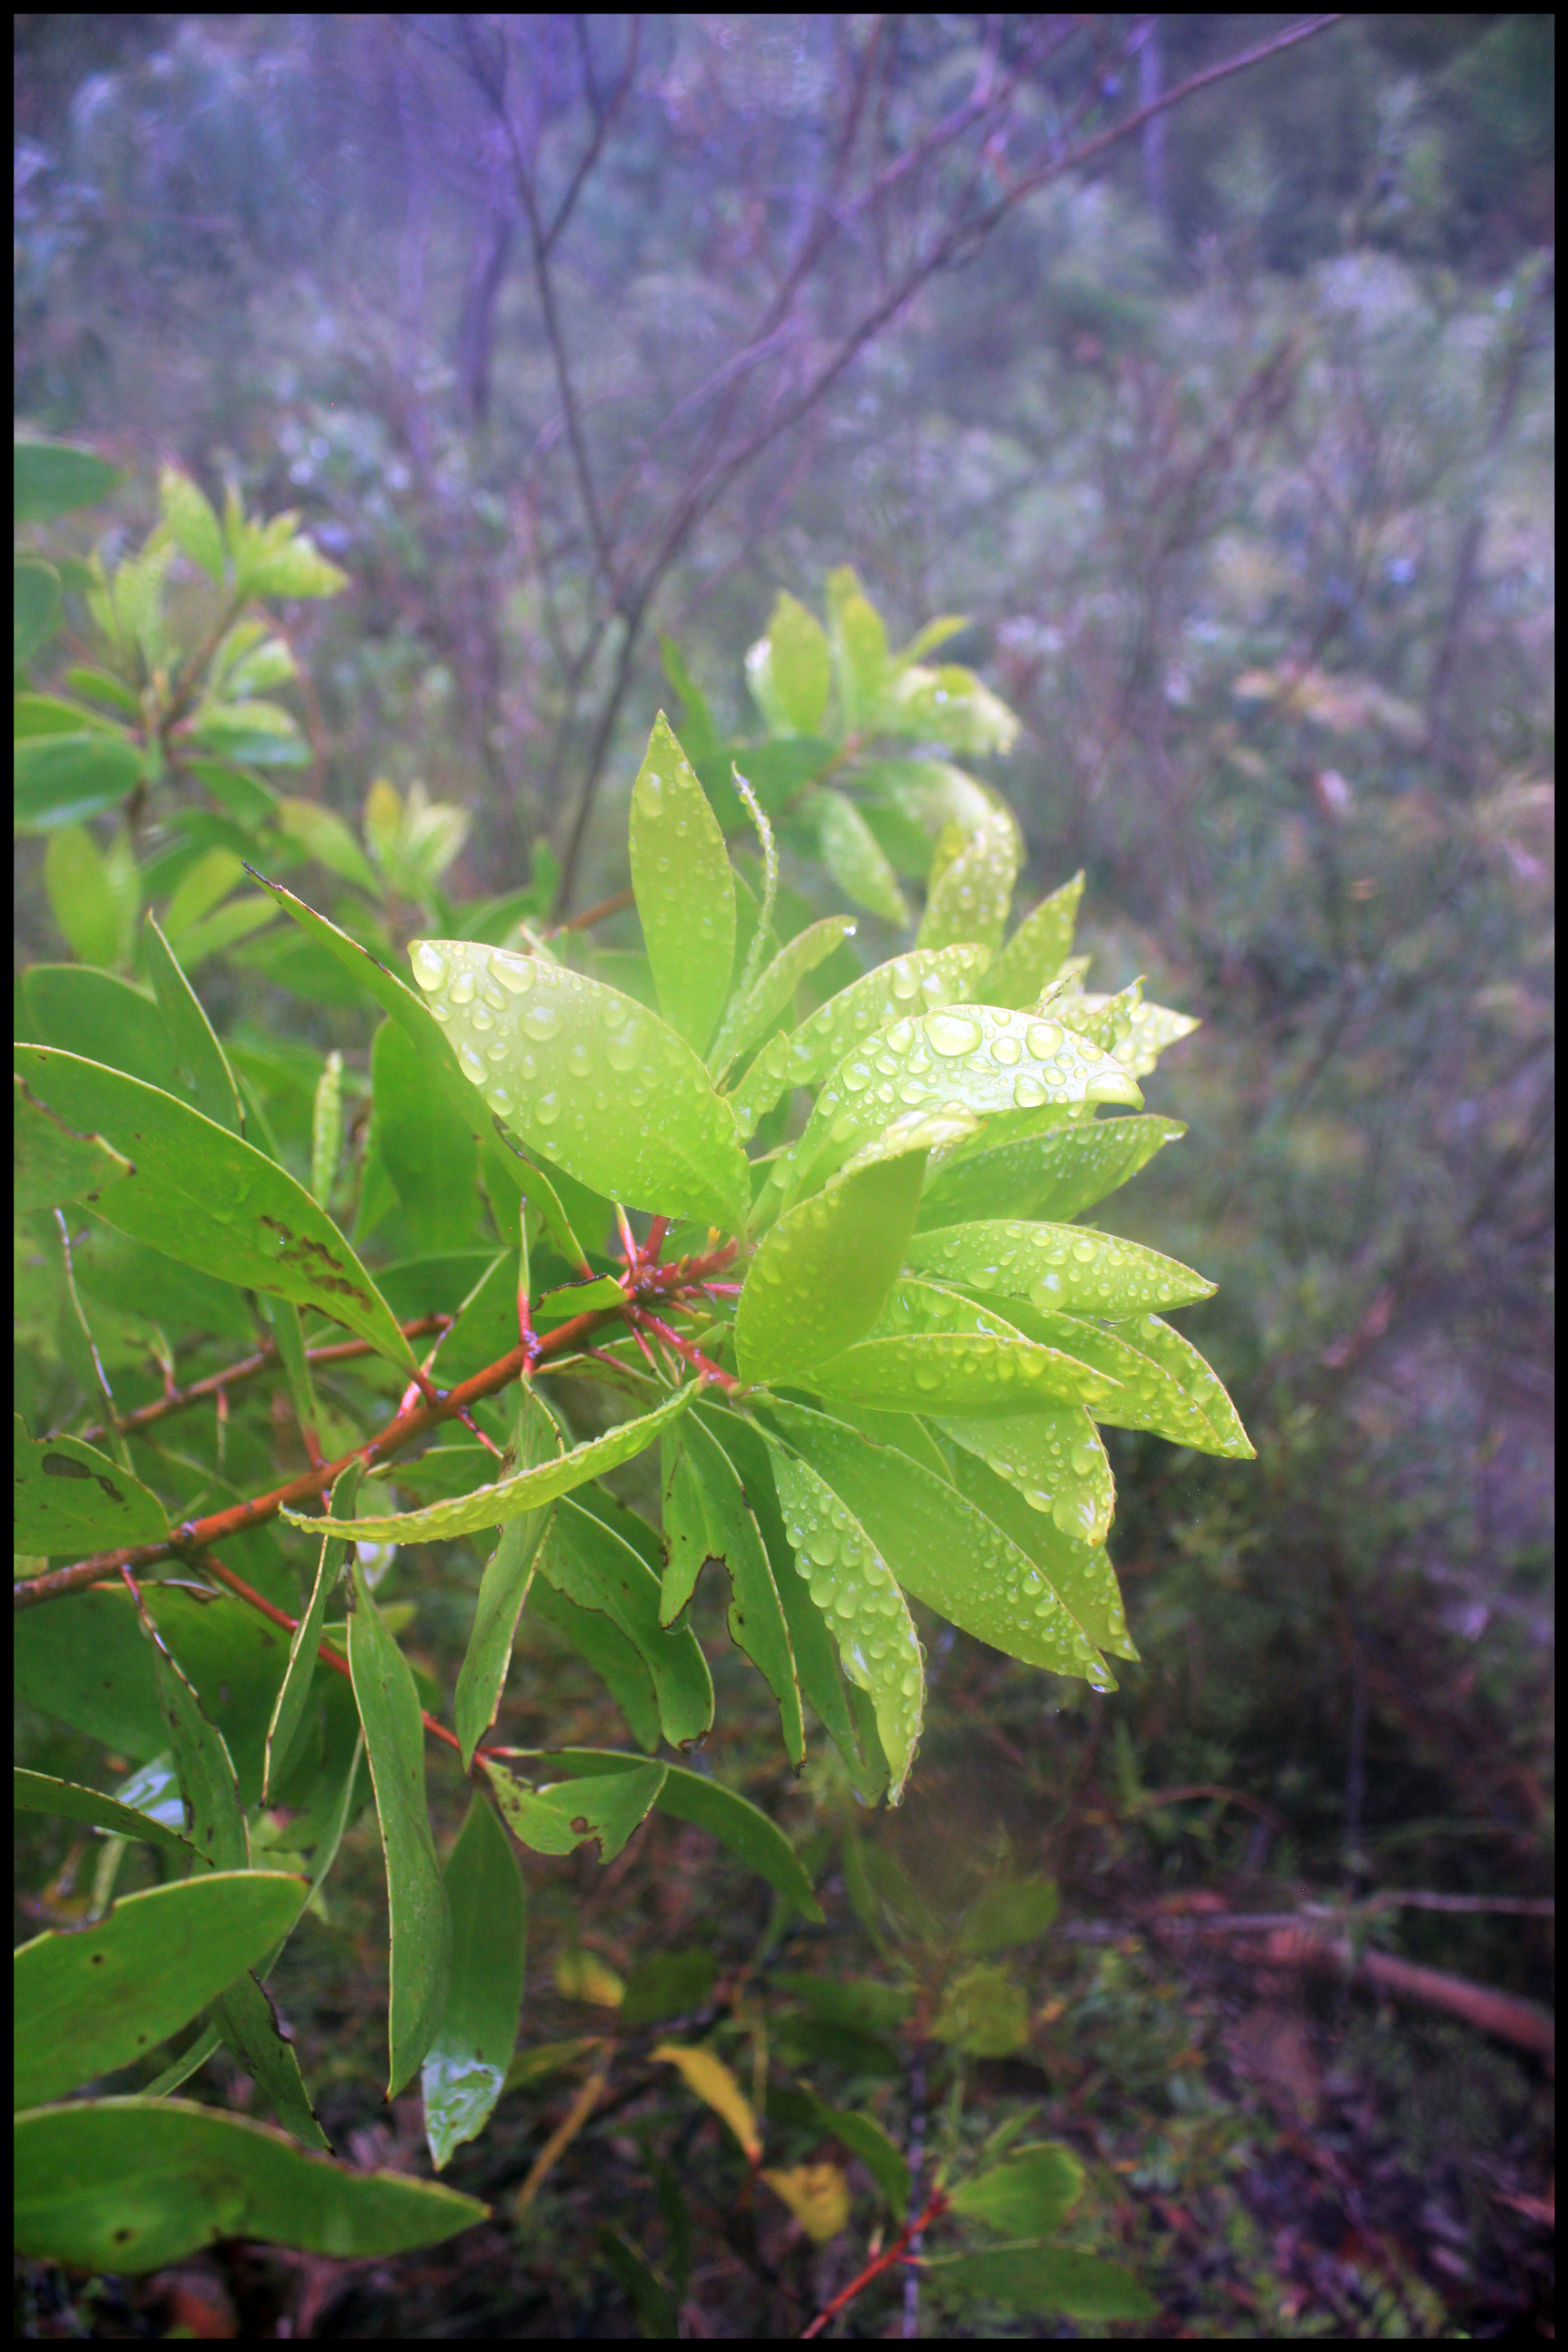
554 1949 626 2008
761 2162 851 2242
652 2043 761 2161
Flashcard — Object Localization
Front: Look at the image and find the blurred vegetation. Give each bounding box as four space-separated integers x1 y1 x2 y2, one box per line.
15 15 1552 2337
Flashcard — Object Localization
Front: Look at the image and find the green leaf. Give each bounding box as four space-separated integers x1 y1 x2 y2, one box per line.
826 568 888 733
422 1794 526 2171
530 1749 822 1918
455 1387 562 1769
189 701 309 769
930 1963 1030 2056
1112 1312 1252 1455
22 964 185 1095
767 1403 1113 1686
159 466 225 584
64 665 142 720
273 797 378 888
13 1765 194 1857
659 632 718 762
141 1604 249 1872
957 1877 1060 1955
15 436 121 522
540 1497 713 1749
619 1947 720 2030
15 1047 417 1371
662 1414 805 1766
14 2097 486 2274
630 713 736 1053
15 555 63 666
348 1555 452 2097
13 1413 170 1553
15 1071 134 1213
370 1019 479 1250
919 1112 1184 1229
287 1385 696 1544
257 876 588 1263
409 937 749 1236
725 946 990 1141
747 592 831 735
937 1406 1114 1544
265 1463 363 1800
916 803 1023 954
533 1272 625 1326
1002 1304 1230 1452
770 2082 911 2216
142 913 246 1134
42 824 137 968
15 732 144 833
707 916 858 1078
785 1008 1142 1203
886 662 1018 756
14 1873 309 2110
908 1218 1213 1317
204 1969 330 2151
240 532 348 602
946 1446 1136 1661
1111 996 1200 1079
737 1139 928 1386
696 1409 879 1801
948 2143 1083 2235
983 874 1085 1008
482 1755 667 1863
762 1437 925 1802
809 789 910 925
922 2245 1155 2320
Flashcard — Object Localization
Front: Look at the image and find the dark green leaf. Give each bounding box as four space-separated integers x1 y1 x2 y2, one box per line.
15 437 121 522
15 732 144 833
923 2244 1155 2320
524 1580 661 1752
14 1072 134 1213
809 789 910 925
14 2098 486 2273
15 554 63 666
948 2142 1083 2234
14 1873 308 2110
13 1766 194 1858
15 1048 417 1370
423 1793 526 2170
21 965 184 1096
142 913 245 1135
455 1387 561 1769
957 1877 1060 1955
264 1462 363 1800
371 1018 480 1250
539 1497 713 1749
619 1948 719 2029
348 1556 452 2097
482 1755 667 1863
662 1414 805 1767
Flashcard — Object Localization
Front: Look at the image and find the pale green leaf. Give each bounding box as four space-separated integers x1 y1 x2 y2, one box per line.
159 466 225 584
810 789 910 925
408 938 749 1234
946 1445 1136 1661
936 1405 1115 1544
285 1386 697 1544
630 713 736 1051
1000 1303 1228 1452
14 1072 134 1213
886 662 1019 755
983 873 1086 1007
274 798 379 891
708 916 857 1078
1102 1312 1254 1457
142 913 246 1135
747 592 831 735
1113 997 1201 1078
916 802 1023 953
736 1139 928 1385
265 1462 363 1800
813 1330 1115 1417
918 1112 1184 1229
767 1403 1112 1686
906 1218 1214 1317
957 1878 1060 1955
785 1006 1142 1203
44 825 136 968
827 570 889 731
725 944 991 1139
763 1438 925 1802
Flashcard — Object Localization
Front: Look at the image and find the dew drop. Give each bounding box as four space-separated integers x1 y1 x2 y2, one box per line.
448 969 477 1007
485 1084 513 1114
1026 1019 1063 1059
410 942 447 992
534 1093 560 1127
567 1043 593 1079
890 962 918 1002
991 1033 1021 1066
926 1010 982 1057
457 1042 485 1084
523 1004 561 1042
490 950 535 995
470 1004 495 1033
1013 1075 1048 1108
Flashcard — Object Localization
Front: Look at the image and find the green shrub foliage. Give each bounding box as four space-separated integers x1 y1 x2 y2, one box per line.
14 444 1238 2308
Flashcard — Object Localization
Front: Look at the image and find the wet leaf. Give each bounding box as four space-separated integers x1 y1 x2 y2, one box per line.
946 1446 1136 1661
736 1140 927 1386
918 1112 1184 1229
630 713 736 1052
983 874 1086 1007
916 802 1023 953
762 1436 925 1802
265 1463 363 1801
936 1406 1114 1544
662 1415 805 1767
540 1495 713 1749
906 1218 1213 1317
285 1385 697 1544
747 592 831 736
810 789 910 925
408 937 749 1234
422 1794 526 2171
767 1403 1112 1685
707 916 857 1077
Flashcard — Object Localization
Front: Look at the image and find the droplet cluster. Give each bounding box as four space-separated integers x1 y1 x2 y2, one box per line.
726 944 989 1138
769 1448 923 1798
917 806 1022 954
408 938 746 1228
1024 1309 1217 1450
906 1219 1212 1318
789 1004 1139 1200
939 1406 1113 1544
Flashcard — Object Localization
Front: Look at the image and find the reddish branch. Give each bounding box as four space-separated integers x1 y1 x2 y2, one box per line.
801 2190 951 2340
15 1239 738 1612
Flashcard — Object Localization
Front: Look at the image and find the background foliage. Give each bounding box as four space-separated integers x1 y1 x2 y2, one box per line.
15 14 1553 2338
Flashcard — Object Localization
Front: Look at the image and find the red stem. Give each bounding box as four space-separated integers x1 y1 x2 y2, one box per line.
800 2190 950 2339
